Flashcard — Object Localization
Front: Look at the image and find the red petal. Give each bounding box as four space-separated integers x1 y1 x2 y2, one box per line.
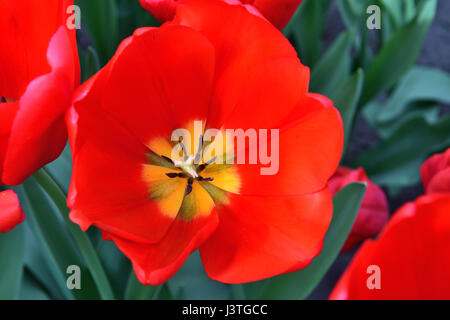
67 89 180 244
330 193 450 300
244 0 303 30
0 0 74 99
140 0 302 30
1 23 79 185
108 213 218 285
0 102 18 185
221 57 309 130
172 0 302 129
99 25 214 149
2 15 79 184
236 94 343 196
200 188 332 283
0 190 25 233
139 0 179 22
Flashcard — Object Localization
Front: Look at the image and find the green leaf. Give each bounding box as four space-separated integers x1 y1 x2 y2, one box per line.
336 0 374 69
377 0 402 30
310 31 355 96
76 0 119 65
96 240 131 299
45 144 72 193
19 270 51 300
246 183 367 300
32 169 115 300
155 284 173 300
354 114 450 187
337 0 370 31
284 0 333 68
23 221 65 299
376 67 450 123
379 6 395 46
124 273 159 300
115 0 160 41
330 69 365 156
229 284 246 300
403 0 417 23
17 181 87 299
361 0 437 105
168 251 230 300
365 100 440 139
83 46 101 82
0 224 25 299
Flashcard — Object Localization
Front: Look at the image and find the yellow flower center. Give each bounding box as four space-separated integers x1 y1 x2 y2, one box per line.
142 122 241 221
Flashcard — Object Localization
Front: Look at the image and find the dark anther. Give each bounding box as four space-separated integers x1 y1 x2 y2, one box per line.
199 177 214 182
162 155 174 164
185 184 193 196
166 172 180 178
1 96 6 103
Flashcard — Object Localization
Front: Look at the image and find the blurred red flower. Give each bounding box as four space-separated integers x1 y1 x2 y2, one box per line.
0 0 80 185
330 192 450 299
421 148 450 194
67 0 342 285
328 166 389 252
139 0 302 29
0 190 25 233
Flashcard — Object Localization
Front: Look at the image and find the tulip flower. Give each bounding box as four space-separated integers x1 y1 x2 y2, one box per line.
139 0 302 29
0 0 80 185
328 167 389 252
0 190 25 233
67 0 342 285
330 192 450 299
421 148 450 194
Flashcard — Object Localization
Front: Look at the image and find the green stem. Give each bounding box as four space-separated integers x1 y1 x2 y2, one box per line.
33 168 115 300
124 272 159 300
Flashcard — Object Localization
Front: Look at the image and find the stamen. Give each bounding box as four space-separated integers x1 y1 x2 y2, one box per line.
161 155 174 164
197 155 218 173
194 135 203 164
205 156 217 165
179 140 188 161
1 96 6 103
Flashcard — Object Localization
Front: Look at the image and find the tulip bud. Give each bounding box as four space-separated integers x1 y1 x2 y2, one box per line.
0 190 25 233
328 166 389 252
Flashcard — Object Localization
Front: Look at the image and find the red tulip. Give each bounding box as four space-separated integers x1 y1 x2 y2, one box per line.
0 0 80 185
67 0 343 285
0 190 25 233
139 0 302 29
330 192 450 300
328 167 389 252
421 148 450 194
